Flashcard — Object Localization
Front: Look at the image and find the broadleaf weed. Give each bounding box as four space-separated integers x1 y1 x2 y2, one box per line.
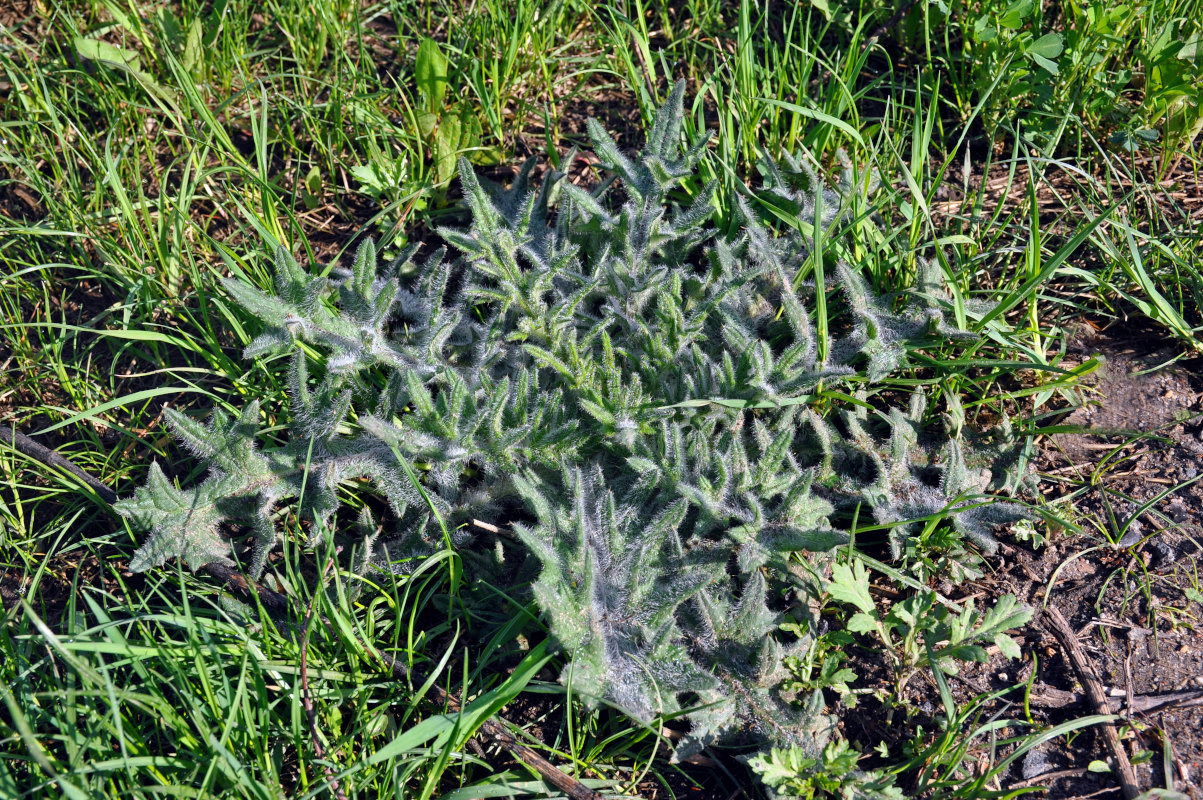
117 81 1036 790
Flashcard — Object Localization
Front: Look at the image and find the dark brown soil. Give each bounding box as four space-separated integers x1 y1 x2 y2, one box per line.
1026 334 1203 797
958 333 1202 798
824 327 1203 800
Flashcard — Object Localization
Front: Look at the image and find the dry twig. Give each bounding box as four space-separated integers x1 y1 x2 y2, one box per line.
1043 606 1141 800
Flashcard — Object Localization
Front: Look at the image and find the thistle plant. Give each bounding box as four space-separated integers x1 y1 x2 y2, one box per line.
117 81 1032 777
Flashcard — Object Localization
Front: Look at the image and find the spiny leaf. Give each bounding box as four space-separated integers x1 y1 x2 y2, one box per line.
120 463 235 572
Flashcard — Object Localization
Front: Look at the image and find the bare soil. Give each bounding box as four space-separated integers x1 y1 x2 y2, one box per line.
1023 333 1203 797
908 330 1203 798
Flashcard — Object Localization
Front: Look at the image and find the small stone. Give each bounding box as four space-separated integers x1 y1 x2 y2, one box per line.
1148 540 1176 569
1119 525 1143 547
998 672 1009 682
1022 747 1055 780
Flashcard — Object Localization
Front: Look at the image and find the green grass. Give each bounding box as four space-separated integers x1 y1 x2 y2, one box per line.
2 0 1201 796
